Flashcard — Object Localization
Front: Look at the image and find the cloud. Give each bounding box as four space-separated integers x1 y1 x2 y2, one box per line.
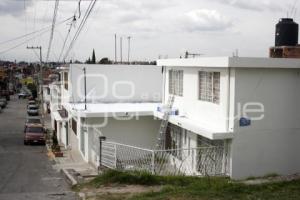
181 9 233 32
102 0 177 12
0 0 33 16
117 11 150 24
212 0 283 12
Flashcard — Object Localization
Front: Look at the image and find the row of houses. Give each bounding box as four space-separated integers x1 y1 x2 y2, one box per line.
45 56 300 179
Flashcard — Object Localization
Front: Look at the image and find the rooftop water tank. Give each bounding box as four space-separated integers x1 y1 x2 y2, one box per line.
275 18 298 46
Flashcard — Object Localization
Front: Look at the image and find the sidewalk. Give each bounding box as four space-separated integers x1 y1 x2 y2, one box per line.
44 113 98 185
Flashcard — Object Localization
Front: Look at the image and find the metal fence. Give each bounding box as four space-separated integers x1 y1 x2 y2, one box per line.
101 141 229 176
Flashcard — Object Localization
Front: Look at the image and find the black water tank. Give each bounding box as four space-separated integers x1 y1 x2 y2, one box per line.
275 18 298 46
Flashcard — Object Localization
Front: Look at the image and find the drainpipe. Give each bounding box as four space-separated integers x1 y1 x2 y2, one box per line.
227 67 231 132
225 67 232 176
162 66 166 104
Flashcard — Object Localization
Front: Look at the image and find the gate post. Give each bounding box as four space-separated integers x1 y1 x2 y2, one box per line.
151 150 155 175
99 136 106 170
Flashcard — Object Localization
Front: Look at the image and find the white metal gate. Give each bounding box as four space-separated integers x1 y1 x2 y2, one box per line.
100 141 229 176
101 141 117 169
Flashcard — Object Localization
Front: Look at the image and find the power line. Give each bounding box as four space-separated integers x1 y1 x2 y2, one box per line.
58 16 76 62
0 17 73 46
0 29 50 55
63 0 95 60
62 0 97 61
0 17 73 56
46 0 60 62
77 0 82 18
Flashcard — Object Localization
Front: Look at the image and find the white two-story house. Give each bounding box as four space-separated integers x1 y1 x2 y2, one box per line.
156 56 300 179
51 64 163 168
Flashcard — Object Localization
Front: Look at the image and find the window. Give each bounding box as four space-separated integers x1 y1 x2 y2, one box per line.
169 70 183 96
165 124 183 159
184 130 187 145
71 118 77 135
64 72 68 90
196 135 224 174
199 71 220 104
26 127 44 133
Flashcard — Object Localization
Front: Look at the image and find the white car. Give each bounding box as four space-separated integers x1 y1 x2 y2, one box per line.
27 105 39 116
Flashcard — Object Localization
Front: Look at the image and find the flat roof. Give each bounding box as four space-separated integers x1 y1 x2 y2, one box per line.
70 103 160 118
157 57 300 69
154 111 234 140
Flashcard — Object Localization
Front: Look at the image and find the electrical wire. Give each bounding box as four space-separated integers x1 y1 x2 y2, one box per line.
0 17 73 56
0 17 73 46
62 0 97 61
46 0 60 62
58 17 76 62
0 29 50 56
77 0 82 18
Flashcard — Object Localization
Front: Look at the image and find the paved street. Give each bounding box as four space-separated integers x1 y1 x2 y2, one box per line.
0 96 76 200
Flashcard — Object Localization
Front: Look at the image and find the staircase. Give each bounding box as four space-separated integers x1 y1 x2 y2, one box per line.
156 95 175 150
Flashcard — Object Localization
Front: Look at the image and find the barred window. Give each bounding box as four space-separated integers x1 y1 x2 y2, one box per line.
169 70 183 96
199 71 220 104
165 124 183 159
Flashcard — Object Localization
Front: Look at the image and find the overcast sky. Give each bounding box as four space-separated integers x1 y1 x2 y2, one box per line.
0 0 298 62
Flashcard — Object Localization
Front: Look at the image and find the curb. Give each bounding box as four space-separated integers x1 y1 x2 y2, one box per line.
61 169 78 186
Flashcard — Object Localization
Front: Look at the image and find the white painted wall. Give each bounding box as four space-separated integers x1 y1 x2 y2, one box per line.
231 68 300 179
68 64 162 103
43 86 51 103
86 116 161 167
68 117 80 157
164 67 231 132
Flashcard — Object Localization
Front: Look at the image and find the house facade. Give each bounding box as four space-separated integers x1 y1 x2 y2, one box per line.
50 64 163 168
156 57 300 179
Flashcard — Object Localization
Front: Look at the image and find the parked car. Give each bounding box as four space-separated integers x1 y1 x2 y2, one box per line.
24 125 46 145
28 100 37 106
25 117 43 127
18 92 29 99
0 98 7 108
27 105 39 116
28 96 35 101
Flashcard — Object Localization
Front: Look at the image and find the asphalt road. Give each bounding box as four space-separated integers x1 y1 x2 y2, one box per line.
0 96 77 200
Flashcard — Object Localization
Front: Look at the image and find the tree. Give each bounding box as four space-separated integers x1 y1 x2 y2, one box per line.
85 57 91 64
99 57 112 64
27 83 37 98
91 49 96 64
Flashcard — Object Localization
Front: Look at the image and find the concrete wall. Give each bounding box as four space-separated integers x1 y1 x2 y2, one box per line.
68 64 163 103
164 67 232 132
231 68 300 179
86 116 161 167
49 83 61 112
68 117 80 156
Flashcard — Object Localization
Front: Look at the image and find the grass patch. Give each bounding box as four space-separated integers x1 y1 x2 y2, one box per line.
88 170 210 187
77 170 300 200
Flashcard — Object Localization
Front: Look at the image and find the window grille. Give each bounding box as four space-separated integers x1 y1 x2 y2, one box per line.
169 70 183 96
199 71 220 104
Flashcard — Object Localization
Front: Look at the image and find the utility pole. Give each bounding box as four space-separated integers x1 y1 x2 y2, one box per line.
127 36 131 64
120 37 123 64
83 67 87 110
27 46 44 117
114 34 117 63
